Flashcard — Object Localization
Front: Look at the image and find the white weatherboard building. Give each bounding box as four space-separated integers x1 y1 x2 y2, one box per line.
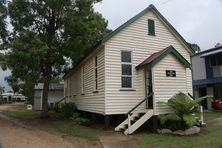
34 83 64 110
64 5 194 135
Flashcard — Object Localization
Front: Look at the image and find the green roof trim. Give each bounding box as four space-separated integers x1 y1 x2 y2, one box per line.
102 4 195 54
151 46 191 69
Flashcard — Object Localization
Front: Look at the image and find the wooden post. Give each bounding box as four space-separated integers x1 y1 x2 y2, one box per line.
91 113 96 124
104 115 110 130
152 115 158 132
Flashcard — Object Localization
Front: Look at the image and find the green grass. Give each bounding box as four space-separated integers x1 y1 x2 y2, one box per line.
139 125 222 148
139 111 222 148
197 112 222 122
2 104 41 119
54 121 99 144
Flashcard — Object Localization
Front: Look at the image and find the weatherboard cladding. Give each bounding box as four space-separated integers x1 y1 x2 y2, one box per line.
104 9 192 114
64 4 193 115
64 48 105 114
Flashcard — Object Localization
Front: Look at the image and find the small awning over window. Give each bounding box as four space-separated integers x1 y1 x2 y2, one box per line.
136 45 191 69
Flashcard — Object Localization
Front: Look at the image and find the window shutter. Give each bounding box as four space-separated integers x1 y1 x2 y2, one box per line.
148 19 155 36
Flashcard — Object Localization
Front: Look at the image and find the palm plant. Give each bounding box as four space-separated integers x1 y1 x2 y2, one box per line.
160 92 208 130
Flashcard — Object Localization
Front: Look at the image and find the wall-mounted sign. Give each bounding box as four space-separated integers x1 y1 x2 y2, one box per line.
166 70 176 77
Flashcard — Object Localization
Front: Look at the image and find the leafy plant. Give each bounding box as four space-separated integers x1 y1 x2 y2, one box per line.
53 101 60 113
70 112 91 126
60 102 77 118
159 92 208 130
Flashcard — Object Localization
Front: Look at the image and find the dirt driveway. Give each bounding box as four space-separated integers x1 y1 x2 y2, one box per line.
0 104 101 148
0 118 78 148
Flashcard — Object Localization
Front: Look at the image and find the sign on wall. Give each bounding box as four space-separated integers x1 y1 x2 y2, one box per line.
166 70 176 77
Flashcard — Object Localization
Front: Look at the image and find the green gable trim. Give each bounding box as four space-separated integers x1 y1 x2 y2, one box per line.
150 46 191 69
102 4 194 54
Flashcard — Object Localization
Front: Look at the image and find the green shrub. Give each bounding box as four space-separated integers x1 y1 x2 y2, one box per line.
159 92 208 130
53 101 60 113
70 112 91 126
60 102 77 118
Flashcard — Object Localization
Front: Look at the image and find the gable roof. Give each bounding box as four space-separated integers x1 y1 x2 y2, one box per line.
136 46 191 69
101 4 195 54
64 4 194 79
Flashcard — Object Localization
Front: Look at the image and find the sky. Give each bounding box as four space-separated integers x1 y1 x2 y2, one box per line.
1 0 222 92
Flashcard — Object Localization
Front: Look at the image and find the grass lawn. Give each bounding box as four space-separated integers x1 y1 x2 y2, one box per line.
53 120 99 144
139 111 222 148
2 104 41 119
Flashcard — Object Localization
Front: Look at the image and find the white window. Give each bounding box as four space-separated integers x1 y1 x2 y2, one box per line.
94 56 98 91
81 65 84 94
121 51 132 88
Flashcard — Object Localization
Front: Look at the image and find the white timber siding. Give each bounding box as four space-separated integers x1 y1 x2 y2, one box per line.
104 11 192 115
65 48 105 114
152 54 191 115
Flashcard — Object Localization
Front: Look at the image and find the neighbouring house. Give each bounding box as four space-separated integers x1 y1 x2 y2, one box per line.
64 4 194 135
34 83 64 110
192 45 222 110
0 92 26 102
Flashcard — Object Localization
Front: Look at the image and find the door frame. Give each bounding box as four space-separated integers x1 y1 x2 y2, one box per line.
145 66 153 109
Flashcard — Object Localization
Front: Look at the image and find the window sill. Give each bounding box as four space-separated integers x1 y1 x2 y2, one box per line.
119 89 136 91
93 90 99 93
148 33 156 36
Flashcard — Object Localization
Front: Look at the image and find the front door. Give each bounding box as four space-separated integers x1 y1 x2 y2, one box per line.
145 66 153 109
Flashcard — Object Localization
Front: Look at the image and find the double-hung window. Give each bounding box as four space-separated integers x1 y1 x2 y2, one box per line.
94 56 98 91
121 51 132 88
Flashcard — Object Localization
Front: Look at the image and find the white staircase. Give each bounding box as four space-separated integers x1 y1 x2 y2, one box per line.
115 109 154 135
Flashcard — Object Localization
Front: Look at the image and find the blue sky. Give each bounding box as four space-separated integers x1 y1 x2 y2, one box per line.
1 0 222 92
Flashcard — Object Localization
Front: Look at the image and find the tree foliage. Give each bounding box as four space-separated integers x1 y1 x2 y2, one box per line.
188 42 201 53
0 0 109 117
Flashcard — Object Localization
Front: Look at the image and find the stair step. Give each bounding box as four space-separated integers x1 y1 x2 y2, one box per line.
138 112 146 117
133 116 140 120
124 124 128 128
119 128 126 132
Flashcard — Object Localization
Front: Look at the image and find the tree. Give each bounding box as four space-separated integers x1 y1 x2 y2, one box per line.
0 85 4 94
188 43 201 53
0 0 8 45
1 0 108 117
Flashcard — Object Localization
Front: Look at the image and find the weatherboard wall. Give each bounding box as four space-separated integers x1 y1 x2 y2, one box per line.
152 53 192 115
104 10 192 115
64 48 105 114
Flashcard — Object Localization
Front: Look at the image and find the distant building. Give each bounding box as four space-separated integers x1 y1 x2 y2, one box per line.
34 83 64 110
0 92 26 102
192 45 222 109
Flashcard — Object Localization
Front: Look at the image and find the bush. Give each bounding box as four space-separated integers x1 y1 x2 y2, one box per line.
70 112 91 126
60 102 77 118
53 101 60 112
159 92 208 130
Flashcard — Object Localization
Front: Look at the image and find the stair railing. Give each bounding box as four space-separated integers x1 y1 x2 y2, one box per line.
126 93 153 133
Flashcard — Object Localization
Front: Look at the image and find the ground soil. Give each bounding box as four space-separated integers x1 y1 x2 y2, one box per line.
0 103 102 148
